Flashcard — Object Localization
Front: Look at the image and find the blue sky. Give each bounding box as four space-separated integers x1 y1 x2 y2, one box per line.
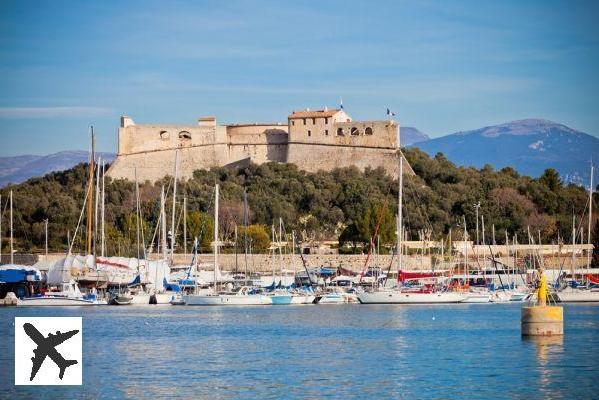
1 0 598 156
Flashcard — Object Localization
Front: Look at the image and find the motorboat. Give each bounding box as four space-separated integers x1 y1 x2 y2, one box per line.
317 287 359 304
17 280 106 306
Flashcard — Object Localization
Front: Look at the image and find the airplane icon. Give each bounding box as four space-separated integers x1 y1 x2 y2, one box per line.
23 322 79 381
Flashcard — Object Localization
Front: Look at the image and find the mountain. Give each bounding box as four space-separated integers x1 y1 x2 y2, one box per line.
410 119 599 185
0 151 115 187
400 127 430 146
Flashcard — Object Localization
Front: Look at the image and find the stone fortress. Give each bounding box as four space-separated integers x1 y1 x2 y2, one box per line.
106 107 409 182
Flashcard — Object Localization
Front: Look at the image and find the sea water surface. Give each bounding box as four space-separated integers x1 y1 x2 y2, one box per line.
1 303 598 399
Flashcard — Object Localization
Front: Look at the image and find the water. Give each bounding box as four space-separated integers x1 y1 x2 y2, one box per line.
1 303 598 399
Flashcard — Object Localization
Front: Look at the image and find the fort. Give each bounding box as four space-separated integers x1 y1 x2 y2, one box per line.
106 107 409 182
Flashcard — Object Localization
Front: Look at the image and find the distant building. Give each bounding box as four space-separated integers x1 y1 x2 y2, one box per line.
106 107 410 182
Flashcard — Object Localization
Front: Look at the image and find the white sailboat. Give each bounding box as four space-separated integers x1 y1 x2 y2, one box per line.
357 155 467 304
557 165 599 303
183 184 271 306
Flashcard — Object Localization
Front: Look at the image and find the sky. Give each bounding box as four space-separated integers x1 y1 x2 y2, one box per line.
1 0 599 156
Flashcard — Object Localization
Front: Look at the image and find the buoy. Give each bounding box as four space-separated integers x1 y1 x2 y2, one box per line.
522 268 563 336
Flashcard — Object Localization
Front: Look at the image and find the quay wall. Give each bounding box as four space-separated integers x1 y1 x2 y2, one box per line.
22 253 593 273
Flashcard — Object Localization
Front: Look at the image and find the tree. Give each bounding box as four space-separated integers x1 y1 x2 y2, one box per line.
238 224 271 252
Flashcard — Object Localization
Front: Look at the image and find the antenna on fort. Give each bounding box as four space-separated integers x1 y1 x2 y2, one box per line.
339 97 343 109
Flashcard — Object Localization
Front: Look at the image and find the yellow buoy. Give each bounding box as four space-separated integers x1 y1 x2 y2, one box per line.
521 268 563 336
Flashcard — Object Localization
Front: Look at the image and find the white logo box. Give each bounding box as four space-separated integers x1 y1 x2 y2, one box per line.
14 317 82 385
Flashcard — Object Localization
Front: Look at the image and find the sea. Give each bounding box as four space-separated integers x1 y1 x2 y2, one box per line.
1 303 598 399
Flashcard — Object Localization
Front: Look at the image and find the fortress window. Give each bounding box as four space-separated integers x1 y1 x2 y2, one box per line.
160 130 170 139
325 118 329 124
350 127 360 136
308 130 312 137
303 118 306 125
337 128 344 136
291 121 295 126
325 130 329 136
312 118 316 124
179 131 191 140
365 127 373 135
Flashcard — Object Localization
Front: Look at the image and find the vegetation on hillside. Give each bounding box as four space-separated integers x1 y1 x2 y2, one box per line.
0 148 596 261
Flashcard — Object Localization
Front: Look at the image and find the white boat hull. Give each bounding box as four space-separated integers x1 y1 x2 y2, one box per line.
462 293 492 303
130 293 151 305
289 295 316 304
358 291 466 304
557 289 599 303
17 297 103 306
183 294 272 305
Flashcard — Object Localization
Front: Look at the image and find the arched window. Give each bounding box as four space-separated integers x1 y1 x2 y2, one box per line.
364 127 373 135
350 127 360 136
179 131 191 140
160 130 170 139
337 128 344 136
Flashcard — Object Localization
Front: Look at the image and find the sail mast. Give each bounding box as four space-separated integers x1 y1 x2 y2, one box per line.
397 155 403 277
86 127 95 255
10 190 13 264
170 150 179 262
101 161 106 257
588 165 594 271
214 184 219 294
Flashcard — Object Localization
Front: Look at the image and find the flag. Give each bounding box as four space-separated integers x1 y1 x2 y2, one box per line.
339 97 344 109
386 108 396 117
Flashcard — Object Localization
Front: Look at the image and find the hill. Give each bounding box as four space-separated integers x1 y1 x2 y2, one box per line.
411 119 598 185
0 151 115 187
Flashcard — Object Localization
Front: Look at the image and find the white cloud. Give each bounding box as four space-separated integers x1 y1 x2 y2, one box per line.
0 107 112 119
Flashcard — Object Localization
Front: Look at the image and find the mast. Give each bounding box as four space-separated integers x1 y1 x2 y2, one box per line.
161 186 167 261
101 161 105 257
463 215 468 275
1 194 2 263
588 165 594 271
86 127 95 255
94 156 100 259
170 150 179 262
474 202 480 265
397 155 403 276
135 168 141 260
45 219 48 257
10 190 13 264
183 195 187 255
213 184 219 294
570 213 576 280
243 188 249 283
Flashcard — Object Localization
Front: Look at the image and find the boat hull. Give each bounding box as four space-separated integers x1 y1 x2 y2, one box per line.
17 297 102 306
290 295 316 304
358 291 466 304
557 289 599 303
183 294 272 305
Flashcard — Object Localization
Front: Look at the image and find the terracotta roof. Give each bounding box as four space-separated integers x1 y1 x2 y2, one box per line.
288 109 341 119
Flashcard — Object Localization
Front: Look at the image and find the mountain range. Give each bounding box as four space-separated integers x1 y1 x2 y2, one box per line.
1 119 597 187
0 151 115 187
407 119 598 185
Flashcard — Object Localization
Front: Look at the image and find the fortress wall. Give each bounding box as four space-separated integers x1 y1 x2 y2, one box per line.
107 144 229 182
118 124 227 155
286 143 400 178
226 124 289 164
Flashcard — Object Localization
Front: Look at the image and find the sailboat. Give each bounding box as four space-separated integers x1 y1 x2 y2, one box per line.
557 165 599 303
357 155 467 304
183 184 272 305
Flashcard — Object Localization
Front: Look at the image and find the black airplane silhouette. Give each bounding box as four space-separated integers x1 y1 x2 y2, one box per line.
23 322 79 381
